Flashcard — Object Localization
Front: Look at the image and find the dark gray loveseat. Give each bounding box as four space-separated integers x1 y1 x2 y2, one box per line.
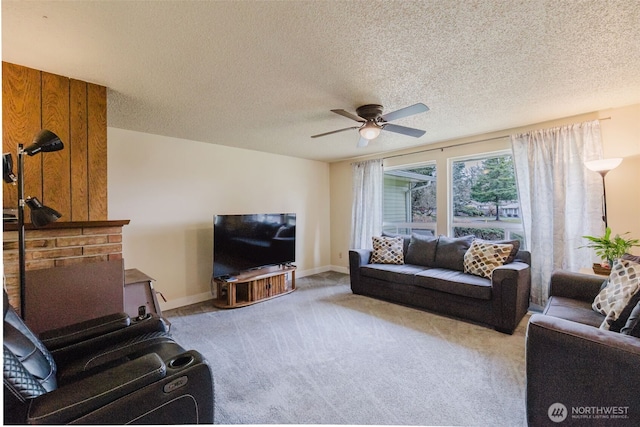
349 234 531 334
526 270 640 426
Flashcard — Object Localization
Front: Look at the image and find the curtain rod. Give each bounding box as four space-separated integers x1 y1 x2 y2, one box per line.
382 116 611 161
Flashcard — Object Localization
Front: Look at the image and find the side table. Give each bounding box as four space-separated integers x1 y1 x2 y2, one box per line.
124 269 165 318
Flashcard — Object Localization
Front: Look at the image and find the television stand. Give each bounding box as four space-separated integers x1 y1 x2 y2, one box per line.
212 265 296 309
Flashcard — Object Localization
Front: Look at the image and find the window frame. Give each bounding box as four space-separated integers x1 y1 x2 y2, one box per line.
383 161 437 236
447 149 523 241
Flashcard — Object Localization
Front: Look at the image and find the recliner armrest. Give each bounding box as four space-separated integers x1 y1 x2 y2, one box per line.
39 312 130 350
526 314 640 425
27 353 167 425
548 270 606 302
50 315 170 365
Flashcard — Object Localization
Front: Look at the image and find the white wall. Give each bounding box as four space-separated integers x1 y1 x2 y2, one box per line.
108 128 331 310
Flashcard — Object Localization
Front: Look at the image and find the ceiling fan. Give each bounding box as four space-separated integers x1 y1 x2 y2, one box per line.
311 103 429 147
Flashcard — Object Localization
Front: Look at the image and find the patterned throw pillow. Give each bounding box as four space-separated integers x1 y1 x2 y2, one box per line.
592 259 640 330
463 239 514 279
370 236 404 265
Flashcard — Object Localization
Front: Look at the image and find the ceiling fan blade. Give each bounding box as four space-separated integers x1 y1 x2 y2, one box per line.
380 103 429 122
311 126 358 138
357 136 369 148
331 109 365 122
382 123 426 138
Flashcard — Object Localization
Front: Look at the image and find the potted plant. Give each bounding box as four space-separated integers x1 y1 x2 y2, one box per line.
581 227 640 273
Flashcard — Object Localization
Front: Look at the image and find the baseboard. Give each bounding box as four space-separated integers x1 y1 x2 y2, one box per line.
296 265 332 277
297 265 349 276
159 291 213 312
160 265 349 311
329 265 349 274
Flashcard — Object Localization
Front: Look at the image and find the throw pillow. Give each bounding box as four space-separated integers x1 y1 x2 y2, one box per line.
433 235 475 271
405 233 439 267
382 232 411 256
370 236 404 265
623 253 640 264
463 239 514 279
592 259 640 330
492 239 520 264
620 301 640 338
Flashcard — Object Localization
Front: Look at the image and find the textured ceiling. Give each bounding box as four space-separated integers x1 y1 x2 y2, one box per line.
3 1 640 162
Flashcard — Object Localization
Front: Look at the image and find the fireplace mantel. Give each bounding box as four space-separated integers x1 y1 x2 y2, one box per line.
3 219 130 231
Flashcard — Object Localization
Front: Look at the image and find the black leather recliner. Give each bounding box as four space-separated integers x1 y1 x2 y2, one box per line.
3 291 214 424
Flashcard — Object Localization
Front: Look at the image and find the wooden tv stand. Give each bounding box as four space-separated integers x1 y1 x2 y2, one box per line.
212 265 296 309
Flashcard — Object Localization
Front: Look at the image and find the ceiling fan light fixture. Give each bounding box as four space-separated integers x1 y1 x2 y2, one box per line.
359 122 381 140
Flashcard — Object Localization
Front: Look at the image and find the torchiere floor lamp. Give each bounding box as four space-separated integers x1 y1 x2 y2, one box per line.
584 157 622 229
3 130 64 319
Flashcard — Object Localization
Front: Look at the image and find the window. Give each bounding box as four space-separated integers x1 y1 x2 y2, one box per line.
450 152 523 243
383 163 436 236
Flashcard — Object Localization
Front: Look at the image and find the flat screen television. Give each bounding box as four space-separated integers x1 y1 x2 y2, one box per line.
213 213 296 279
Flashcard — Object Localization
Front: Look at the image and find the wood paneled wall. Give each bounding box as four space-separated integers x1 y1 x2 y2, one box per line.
2 62 107 221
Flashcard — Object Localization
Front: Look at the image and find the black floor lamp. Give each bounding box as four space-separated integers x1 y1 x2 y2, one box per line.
3 130 64 319
584 157 622 229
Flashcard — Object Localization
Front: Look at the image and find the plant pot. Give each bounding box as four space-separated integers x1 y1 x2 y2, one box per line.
592 263 611 276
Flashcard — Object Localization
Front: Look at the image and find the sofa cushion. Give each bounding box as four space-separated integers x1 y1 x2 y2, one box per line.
592 259 640 330
544 296 604 328
622 253 640 263
370 236 404 265
433 235 475 271
360 264 427 286
463 239 514 279
621 301 640 337
405 233 439 267
414 268 492 300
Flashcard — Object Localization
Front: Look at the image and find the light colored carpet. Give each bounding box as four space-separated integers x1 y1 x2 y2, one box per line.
166 271 529 426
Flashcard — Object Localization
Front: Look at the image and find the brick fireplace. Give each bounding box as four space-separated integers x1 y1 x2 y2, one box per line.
3 220 129 312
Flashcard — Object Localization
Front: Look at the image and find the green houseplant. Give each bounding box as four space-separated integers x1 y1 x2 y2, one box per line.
581 227 640 271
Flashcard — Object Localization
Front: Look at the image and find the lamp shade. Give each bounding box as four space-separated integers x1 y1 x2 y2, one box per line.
25 197 61 227
3 153 16 183
359 122 382 140
24 130 64 156
584 158 623 173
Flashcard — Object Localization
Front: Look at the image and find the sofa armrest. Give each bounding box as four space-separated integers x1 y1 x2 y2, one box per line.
39 312 130 350
526 314 640 425
491 261 531 333
349 249 372 267
27 353 166 424
349 249 372 293
549 270 606 302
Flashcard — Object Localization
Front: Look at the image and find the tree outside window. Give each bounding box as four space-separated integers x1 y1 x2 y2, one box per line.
470 157 518 221
451 154 522 242
382 153 522 243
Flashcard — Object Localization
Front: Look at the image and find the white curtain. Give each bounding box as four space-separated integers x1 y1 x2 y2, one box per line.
511 120 604 306
351 159 383 249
